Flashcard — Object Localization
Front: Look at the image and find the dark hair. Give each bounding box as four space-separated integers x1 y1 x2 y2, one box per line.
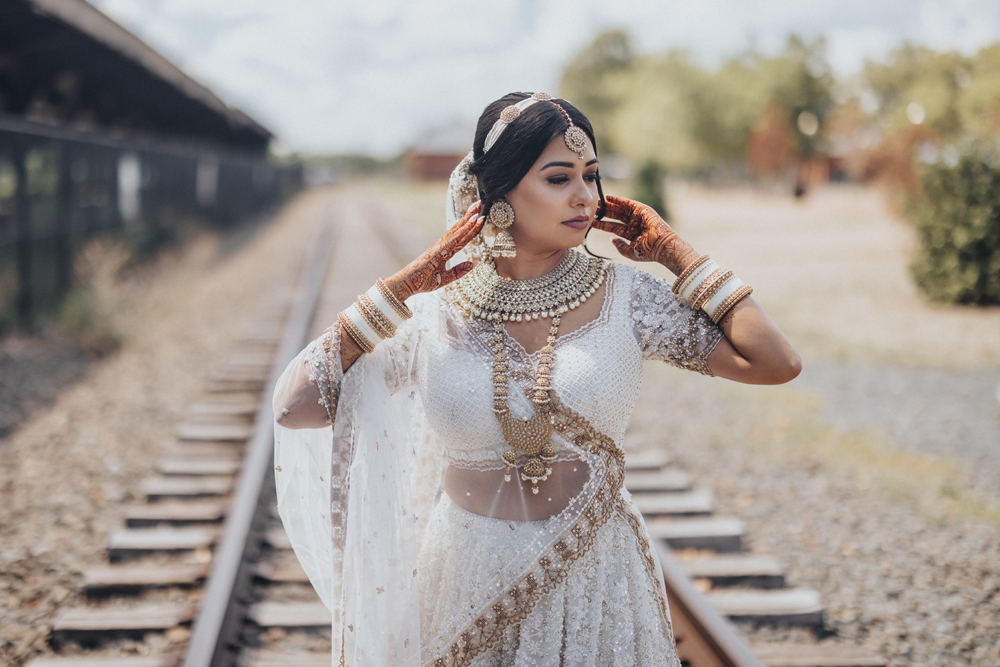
468 92 606 222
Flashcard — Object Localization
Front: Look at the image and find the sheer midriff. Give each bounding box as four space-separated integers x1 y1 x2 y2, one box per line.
443 460 590 520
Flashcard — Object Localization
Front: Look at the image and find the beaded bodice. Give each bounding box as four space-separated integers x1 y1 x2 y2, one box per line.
305 262 723 472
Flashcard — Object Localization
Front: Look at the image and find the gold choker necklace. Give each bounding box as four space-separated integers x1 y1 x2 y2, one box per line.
449 250 607 492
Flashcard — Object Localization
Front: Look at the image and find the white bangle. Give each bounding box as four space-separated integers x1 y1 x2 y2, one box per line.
679 260 720 304
702 275 743 317
343 303 382 346
366 285 405 328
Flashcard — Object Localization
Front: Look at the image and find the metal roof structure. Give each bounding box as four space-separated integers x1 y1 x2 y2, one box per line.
0 0 272 151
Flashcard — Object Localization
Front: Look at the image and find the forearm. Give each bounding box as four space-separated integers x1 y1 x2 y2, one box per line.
339 322 365 373
708 297 801 384
653 235 700 277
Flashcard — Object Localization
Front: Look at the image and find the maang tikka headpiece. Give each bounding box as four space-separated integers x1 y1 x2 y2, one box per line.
483 92 588 158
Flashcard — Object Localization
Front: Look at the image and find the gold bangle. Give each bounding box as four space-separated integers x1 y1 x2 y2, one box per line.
357 294 396 339
672 255 711 295
690 269 726 311
693 270 734 312
338 311 375 354
711 285 754 324
376 278 412 320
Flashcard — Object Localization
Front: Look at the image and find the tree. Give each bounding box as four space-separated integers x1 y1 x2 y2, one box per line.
559 30 634 154
608 52 711 171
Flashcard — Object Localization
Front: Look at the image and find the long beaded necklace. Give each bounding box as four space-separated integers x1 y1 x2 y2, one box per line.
449 250 607 493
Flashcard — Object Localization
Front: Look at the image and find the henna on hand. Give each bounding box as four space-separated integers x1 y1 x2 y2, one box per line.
385 202 484 302
591 195 700 276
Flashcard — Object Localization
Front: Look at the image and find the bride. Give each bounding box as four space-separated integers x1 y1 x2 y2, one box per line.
272 92 800 666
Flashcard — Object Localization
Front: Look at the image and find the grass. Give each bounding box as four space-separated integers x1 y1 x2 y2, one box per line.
717 380 1000 527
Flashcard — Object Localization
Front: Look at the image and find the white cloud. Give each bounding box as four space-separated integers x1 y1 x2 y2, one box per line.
827 26 898 76
88 0 1000 155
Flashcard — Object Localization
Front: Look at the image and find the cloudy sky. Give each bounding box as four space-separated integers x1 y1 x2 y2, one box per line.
90 0 1000 156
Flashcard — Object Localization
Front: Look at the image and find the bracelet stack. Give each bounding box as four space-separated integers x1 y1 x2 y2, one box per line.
338 278 412 353
672 255 753 324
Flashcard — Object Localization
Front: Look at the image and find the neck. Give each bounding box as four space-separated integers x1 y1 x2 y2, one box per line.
493 248 567 281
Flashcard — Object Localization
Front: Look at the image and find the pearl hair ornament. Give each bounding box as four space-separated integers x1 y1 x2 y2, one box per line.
483 92 588 159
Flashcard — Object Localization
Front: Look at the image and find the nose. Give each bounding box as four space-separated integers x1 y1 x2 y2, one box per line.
570 176 596 209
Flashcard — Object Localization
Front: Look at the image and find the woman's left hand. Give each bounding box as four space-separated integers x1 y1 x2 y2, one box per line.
592 195 700 276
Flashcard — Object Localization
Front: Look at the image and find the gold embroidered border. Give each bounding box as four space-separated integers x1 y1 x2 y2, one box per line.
614 498 672 633
429 396 625 667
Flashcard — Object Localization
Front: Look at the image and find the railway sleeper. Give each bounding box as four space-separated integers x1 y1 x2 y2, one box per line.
84 562 210 596
679 553 786 589
264 528 291 551
624 467 692 492
254 559 308 584
206 378 267 394
623 449 672 471
27 655 181 667
176 422 253 442
186 393 260 418
248 602 332 630
631 490 717 516
141 475 234 500
49 603 195 648
238 650 330 667
158 458 242 476
124 500 229 527
706 587 825 627
208 365 272 382
163 442 244 459
107 526 220 561
750 642 886 667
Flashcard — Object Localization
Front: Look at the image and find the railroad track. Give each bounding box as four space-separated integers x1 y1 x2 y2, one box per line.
26 199 885 667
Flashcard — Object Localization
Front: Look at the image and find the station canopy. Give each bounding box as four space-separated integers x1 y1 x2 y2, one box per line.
0 0 272 152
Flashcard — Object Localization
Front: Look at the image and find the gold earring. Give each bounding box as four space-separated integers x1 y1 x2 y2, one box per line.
489 201 516 258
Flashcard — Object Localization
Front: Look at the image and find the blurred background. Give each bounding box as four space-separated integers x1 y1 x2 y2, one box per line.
1 1 999 667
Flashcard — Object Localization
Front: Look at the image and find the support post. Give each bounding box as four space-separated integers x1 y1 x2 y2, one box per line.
14 137 32 327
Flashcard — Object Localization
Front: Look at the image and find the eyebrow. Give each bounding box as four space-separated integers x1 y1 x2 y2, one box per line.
541 158 599 170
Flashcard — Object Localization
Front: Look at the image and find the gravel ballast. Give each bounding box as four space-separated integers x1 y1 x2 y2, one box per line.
0 190 331 665
2 182 998 667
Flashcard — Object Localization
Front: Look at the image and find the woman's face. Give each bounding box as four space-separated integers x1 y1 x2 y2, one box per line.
503 133 599 256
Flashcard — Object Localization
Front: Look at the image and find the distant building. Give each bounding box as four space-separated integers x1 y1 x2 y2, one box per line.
408 122 473 180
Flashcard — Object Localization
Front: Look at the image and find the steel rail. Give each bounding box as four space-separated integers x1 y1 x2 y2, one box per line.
182 217 337 667
656 541 766 667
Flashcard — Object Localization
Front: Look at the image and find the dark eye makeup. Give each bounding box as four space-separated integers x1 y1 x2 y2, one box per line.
547 172 599 185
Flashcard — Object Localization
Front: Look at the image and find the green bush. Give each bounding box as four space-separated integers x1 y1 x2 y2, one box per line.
632 159 669 220
53 240 126 356
907 156 1000 305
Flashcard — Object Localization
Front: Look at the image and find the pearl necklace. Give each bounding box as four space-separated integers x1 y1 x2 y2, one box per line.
449 250 607 493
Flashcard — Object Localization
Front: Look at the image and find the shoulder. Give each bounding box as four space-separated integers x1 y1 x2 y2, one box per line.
607 261 674 295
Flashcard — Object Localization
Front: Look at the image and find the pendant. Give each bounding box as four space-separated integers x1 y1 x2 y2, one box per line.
500 411 557 493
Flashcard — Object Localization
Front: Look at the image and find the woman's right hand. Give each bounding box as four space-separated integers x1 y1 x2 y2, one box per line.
385 202 484 302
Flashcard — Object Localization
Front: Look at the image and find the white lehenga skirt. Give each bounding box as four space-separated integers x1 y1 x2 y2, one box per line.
418 494 679 667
